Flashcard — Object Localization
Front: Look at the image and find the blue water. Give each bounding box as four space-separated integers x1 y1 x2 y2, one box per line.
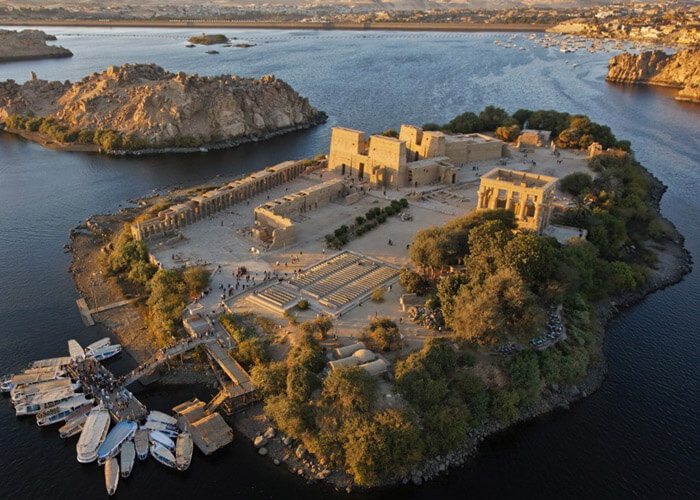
0 27 698 499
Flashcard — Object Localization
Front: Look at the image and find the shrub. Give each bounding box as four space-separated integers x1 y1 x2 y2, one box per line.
250 361 287 398
370 288 384 302
489 389 519 424
363 317 401 351
560 172 593 196
399 267 430 294
297 299 309 310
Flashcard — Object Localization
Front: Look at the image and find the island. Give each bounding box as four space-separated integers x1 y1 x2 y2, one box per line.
607 49 700 104
0 28 72 63
0 63 327 153
60 105 690 492
188 33 228 45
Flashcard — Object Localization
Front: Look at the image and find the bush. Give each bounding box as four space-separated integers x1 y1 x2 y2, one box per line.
363 317 401 351
503 350 543 406
495 124 521 142
182 266 210 298
489 389 519 424
250 361 288 398
370 287 384 302
560 172 593 196
297 299 309 310
322 366 378 415
399 267 430 294
265 394 313 437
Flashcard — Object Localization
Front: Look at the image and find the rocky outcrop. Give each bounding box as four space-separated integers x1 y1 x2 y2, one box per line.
0 63 327 151
0 29 72 63
606 49 700 103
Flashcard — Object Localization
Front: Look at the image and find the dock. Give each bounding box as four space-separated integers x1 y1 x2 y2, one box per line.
173 399 234 455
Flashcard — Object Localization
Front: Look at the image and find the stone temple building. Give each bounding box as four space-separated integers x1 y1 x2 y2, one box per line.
327 124 505 189
477 168 558 233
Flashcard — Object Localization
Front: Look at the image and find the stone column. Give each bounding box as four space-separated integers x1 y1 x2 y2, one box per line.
478 189 486 209
505 191 514 211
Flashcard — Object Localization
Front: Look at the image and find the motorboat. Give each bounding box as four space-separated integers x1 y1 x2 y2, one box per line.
88 344 122 361
105 457 120 496
134 428 149 460
150 430 175 450
36 396 92 426
150 442 176 468
1 367 66 392
28 356 72 369
11 378 75 403
85 337 111 354
59 405 91 438
142 420 178 436
147 410 178 427
175 432 193 472
120 440 135 478
68 339 85 361
97 421 137 464
77 406 111 463
14 388 77 416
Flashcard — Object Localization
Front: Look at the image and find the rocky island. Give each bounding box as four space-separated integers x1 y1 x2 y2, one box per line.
606 49 700 104
188 33 229 45
0 28 72 63
0 63 327 153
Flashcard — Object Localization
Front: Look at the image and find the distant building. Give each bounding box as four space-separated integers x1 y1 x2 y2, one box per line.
477 168 558 233
327 124 504 189
517 129 552 148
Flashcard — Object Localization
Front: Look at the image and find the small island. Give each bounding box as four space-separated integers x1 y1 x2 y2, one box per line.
65 106 690 491
188 33 229 45
0 63 327 153
607 49 700 104
0 28 72 63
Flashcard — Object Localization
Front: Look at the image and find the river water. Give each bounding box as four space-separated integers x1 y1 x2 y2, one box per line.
0 27 698 499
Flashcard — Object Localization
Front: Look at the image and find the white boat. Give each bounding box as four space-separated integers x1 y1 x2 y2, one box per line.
14 388 77 415
29 356 72 369
120 440 136 478
150 430 175 450
11 378 74 402
147 410 178 427
68 339 85 361
142 420 178 436
77 406 111 463
1 367 66 392
85 337 111 353
134 429 149 460
105 457 120 496
89 344 122 361
36 396 92 426
97 421 137 464
175 432 193 471
150 442 176 468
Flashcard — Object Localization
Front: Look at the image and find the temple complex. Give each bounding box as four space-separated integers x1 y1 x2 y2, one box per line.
477 168 558 232
327 124 505 189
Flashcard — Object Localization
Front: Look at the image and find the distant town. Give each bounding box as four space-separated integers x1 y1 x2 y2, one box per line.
0 2 698 46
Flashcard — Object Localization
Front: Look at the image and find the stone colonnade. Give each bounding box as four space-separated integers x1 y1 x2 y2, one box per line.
131 160 305 241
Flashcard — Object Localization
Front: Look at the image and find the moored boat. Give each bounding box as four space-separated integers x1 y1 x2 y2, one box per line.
14 388 76 416
88 343 122 361
147 410 178 427
28 356 72 369
36 396 92 426
120 440 136 478
85 337 111 354
175 432 193 471
150 442 176 468
134 428 149 460
1 367 66 392
104 457 120 496
11 378 75 403
97 421 137 464
77 406 111 463
150 430 175 450
142 420 178 436
68 339 85 361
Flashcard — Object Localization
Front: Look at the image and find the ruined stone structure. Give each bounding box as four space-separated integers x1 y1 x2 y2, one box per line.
327 124 504 189
517 129 552 148
253 178 348 249
131 160 306 241
477 168 558 233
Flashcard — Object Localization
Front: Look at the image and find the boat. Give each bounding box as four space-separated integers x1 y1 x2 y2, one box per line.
104 457 120 496
59 405 92 438
1 367 66 392
28 356 72 369
14 388 77 415
150 430 175 450
36 396 92 426
205 50 219 55
68 339 85 361
142 420 178 436
88 343 122 361
147 410 178 427
175 432 193 471
150 442 176 468
120 440 136 478
11 378 75 403
97 421 137 464
76 406 111 463
134 428 149 460
85 337 111 353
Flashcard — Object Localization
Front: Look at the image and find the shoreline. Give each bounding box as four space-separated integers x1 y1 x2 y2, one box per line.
0 20 551 33
67 156 692 491
0 116 326 155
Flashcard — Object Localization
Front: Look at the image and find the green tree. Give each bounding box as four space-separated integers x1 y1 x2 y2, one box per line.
322 366 378 416
362 317 401 351
182 266 210 297
399 267 430 294
479 105 509 131
489 389 520 424
504 350 543 405
235 337 268 369
559 172 593 196
250 361 287 398
264 394 313 437
423 399 471 455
